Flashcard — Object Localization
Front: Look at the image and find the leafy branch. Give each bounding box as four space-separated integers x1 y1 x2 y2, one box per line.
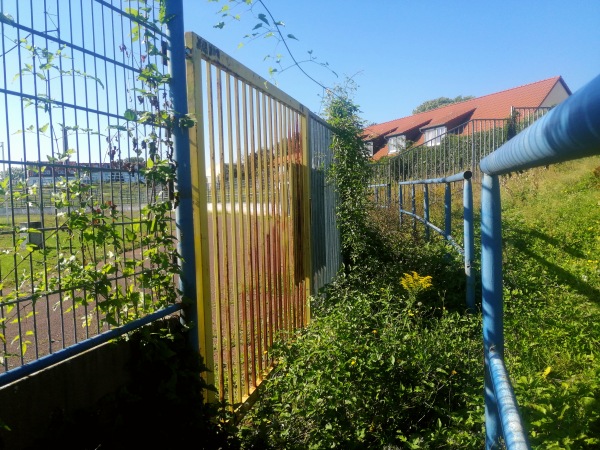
210 0 337 89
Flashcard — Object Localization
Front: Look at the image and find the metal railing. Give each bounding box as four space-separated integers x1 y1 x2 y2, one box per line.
394 171 475 311
372 118 511 185
185 32 340 408
0 0 183 383
479 73 600 449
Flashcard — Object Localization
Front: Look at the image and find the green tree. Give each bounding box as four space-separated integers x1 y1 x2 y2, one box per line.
412 95 474 114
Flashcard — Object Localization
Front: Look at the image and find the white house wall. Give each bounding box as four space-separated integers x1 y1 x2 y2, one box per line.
541 82 570 107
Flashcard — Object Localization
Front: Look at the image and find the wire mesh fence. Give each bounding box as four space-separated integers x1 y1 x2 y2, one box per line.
0 0 179 376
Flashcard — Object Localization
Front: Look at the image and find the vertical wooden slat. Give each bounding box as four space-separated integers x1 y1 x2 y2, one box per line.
260 92 271 368
205 63 225 400
247 86 259 390
184 32 214 400
216 69 234 407
235 79 250 401
301 110 312 326
280 105 292 335
254 89 266 378
267 96 278 353
226 73 242 404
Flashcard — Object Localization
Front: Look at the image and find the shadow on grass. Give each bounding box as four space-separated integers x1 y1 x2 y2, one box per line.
507 228 600 306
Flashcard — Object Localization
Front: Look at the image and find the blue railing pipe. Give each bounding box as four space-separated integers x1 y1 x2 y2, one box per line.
398 171 472 185
479 72 600 450
480 73 600 176
397 171 474 308
463 176 475 312
481 172 504 449
411 184 416 232
166 0 199 352
423 184 430 240
398 184 403 225
488 348 531 450
444 183 451 238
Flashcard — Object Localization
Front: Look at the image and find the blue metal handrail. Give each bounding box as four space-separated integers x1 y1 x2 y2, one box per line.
398 170 475 311
479 72 600 449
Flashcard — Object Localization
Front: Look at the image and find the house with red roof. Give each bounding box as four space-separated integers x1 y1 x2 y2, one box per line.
364 76 571 161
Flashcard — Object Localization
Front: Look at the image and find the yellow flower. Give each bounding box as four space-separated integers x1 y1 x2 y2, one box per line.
400 271 433 295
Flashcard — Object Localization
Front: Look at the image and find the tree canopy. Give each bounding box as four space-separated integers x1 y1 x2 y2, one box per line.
412 95 474 114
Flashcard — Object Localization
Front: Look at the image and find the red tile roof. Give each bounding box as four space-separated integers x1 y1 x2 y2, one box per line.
366 76 570 161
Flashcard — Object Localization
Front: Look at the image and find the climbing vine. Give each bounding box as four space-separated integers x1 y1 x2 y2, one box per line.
0 0 193 365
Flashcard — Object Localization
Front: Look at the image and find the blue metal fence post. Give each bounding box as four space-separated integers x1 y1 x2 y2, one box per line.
481 172 504 449
423 184 430 240
166 0 199 352
398 184 403 226
444 182 452 238
464 177 475 312
411 184 416 232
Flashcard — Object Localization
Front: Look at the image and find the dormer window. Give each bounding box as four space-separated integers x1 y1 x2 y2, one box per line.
388 135 406 154
365 141 374 156
424 126 446 146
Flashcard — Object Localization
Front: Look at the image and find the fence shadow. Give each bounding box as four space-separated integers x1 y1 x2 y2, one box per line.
506 227 600 305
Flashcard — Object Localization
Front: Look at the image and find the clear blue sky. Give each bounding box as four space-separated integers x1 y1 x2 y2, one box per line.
182 0 600 125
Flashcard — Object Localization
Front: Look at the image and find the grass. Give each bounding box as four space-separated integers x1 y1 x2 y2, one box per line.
499 156 600 448
232 155 600 449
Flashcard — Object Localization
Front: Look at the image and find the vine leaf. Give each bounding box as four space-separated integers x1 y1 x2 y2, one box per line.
257 13 269 25
124 109 137 121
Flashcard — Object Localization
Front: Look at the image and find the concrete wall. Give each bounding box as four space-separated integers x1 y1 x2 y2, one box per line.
0 340 133 450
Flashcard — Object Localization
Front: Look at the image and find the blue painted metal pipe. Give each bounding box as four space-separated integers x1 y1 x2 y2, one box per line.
398 209 465 255
398 184 403 226
166 0 199 351
398 170 472 185
411 184 416 232
481 173 504 448
444 183 452 238
488 348 531 450
0 304 182 388
423 184 430 240
463 177 475 312
480 73 600 176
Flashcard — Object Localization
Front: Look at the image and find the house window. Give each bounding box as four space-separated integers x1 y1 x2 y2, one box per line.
424 126 446 146
388 135 406 154
364 141 374 156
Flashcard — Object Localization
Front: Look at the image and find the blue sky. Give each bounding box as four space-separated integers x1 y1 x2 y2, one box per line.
183 0 600 125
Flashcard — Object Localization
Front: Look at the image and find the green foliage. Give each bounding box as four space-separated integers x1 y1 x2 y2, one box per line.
323 81 374 268
235 156 600 449
412 95 475 115
237 231 484 449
